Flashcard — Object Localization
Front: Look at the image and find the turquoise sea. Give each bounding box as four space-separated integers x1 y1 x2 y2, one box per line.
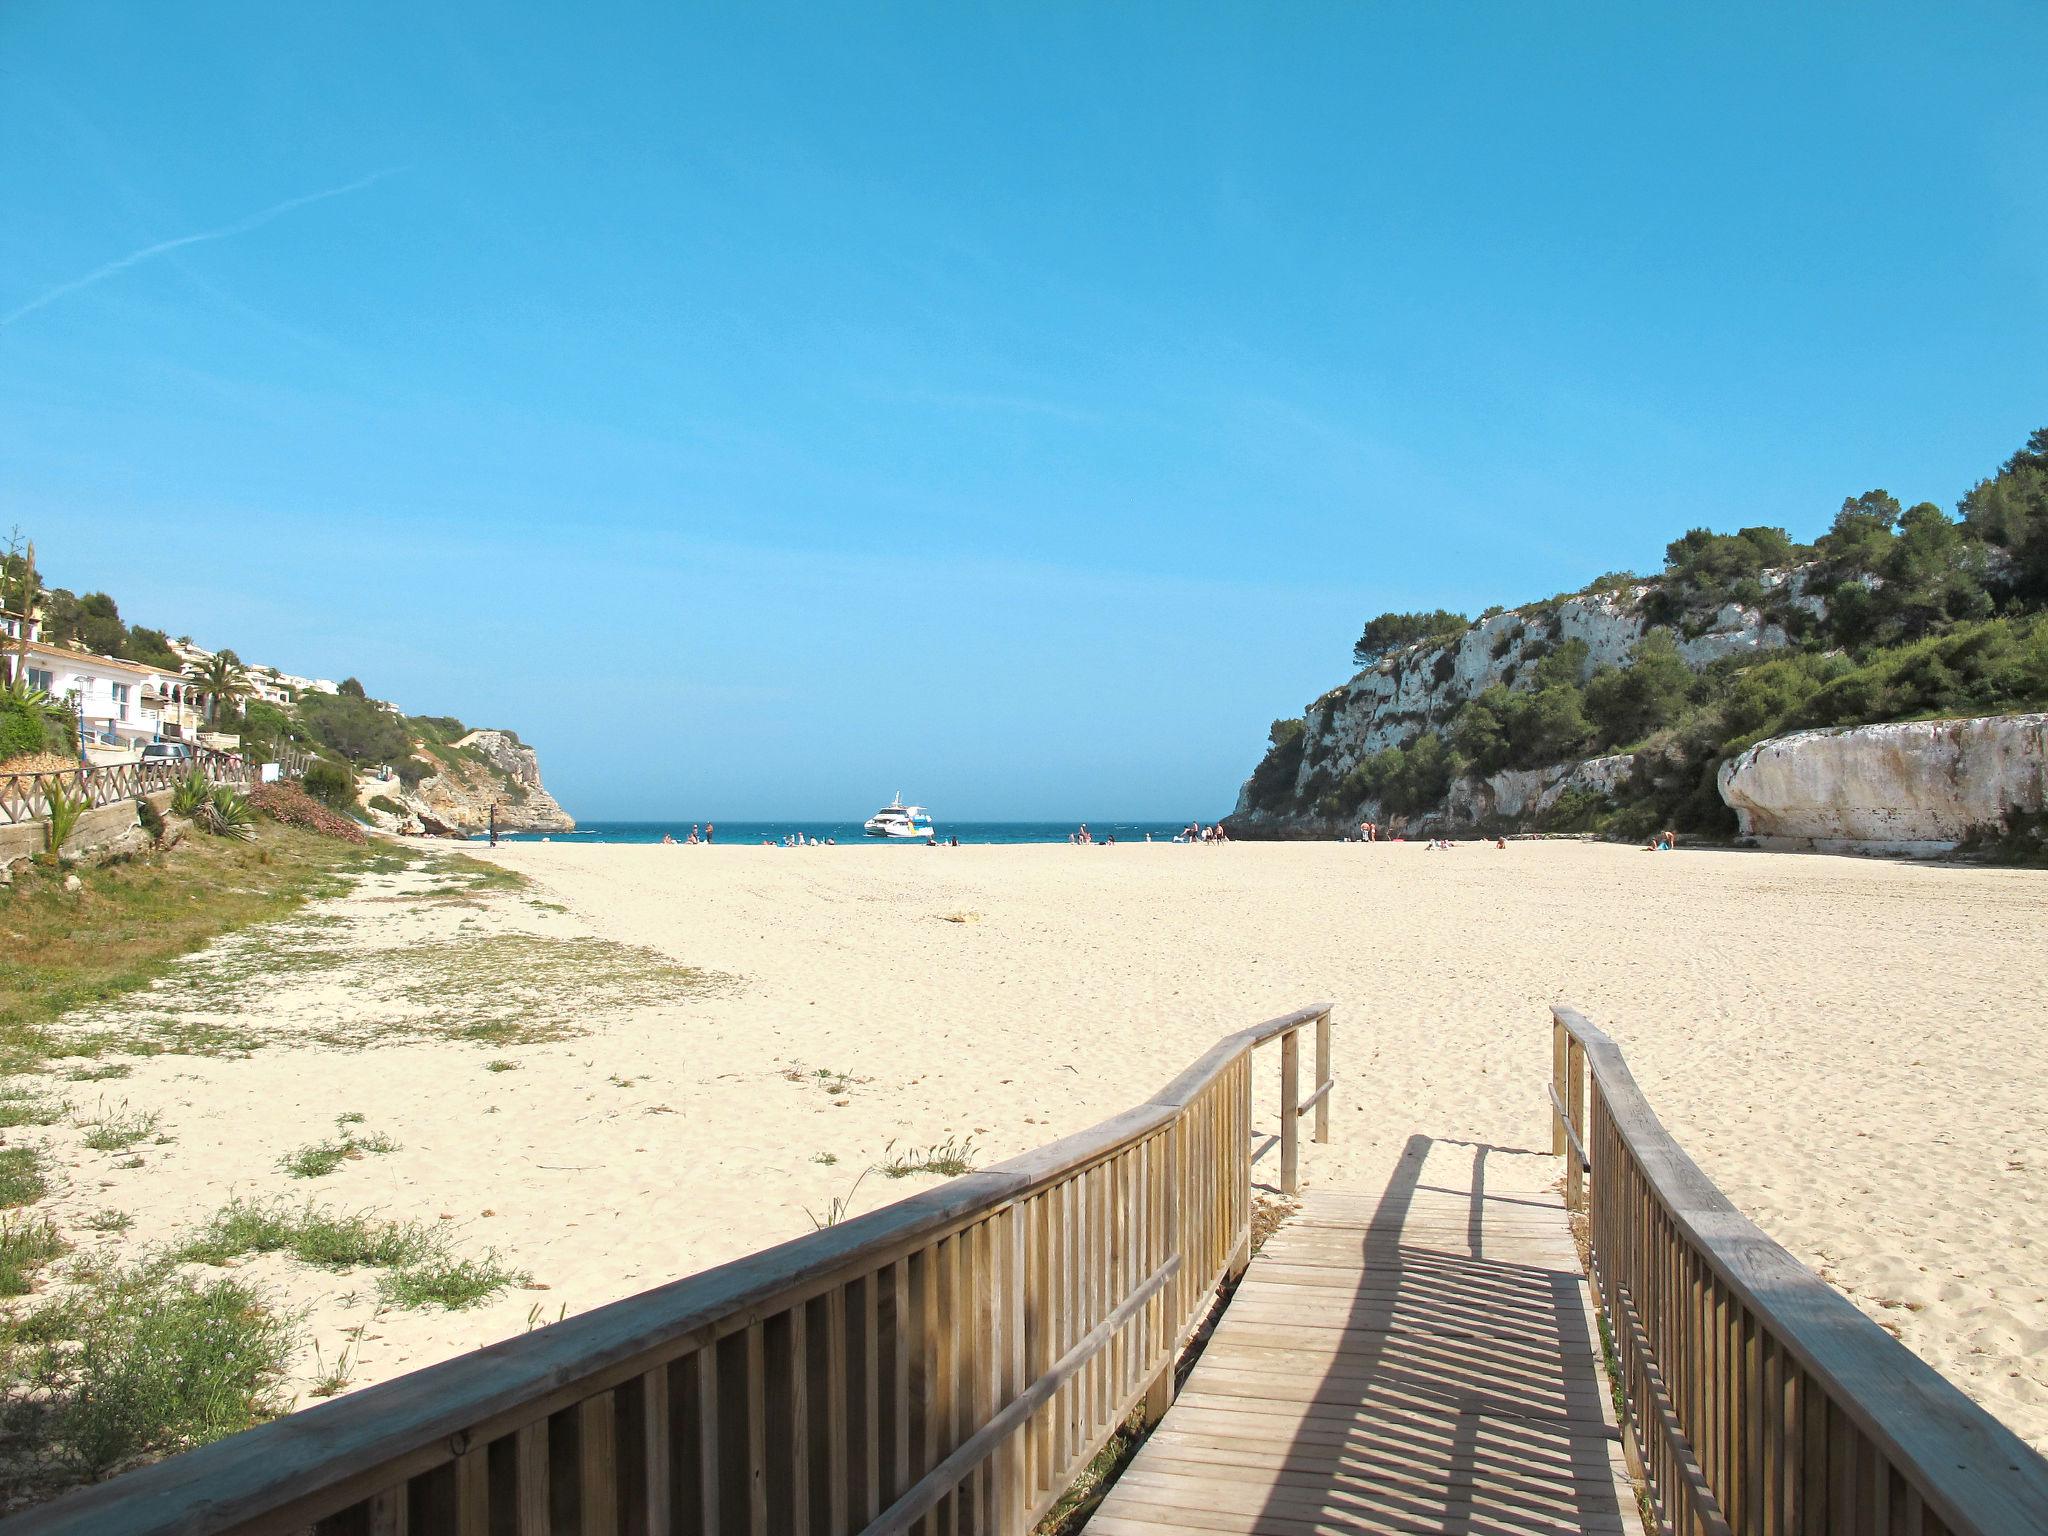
493 819 1199 846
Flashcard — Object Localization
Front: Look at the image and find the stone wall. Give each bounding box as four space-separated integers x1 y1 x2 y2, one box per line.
0 789 174 873
1717 715 2048 855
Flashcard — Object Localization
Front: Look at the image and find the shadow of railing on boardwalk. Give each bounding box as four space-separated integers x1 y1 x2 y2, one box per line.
1221 1134 1629 1535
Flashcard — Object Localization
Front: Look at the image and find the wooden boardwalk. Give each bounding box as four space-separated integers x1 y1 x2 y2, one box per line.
1088 1175 1636 1535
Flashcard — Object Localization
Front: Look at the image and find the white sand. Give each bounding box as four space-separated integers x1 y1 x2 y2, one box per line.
20 840 2048 1451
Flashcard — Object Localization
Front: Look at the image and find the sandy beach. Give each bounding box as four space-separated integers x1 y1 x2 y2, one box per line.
16 839 2047 1454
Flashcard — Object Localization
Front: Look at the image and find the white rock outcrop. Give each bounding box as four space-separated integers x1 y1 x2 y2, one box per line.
1717 715 2048 855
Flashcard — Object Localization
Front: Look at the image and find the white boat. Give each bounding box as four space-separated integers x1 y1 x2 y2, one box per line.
864 795 935 839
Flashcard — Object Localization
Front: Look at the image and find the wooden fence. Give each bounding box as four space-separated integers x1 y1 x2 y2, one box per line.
0 747 303 827
0 760 187 826
1550 1006 2048 1536
9 1003 1336 1535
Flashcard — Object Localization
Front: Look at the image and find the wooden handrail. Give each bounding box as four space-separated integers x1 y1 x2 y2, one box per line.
7 1002 1335 1535
1551 1005 2048 1536
0 747 299 828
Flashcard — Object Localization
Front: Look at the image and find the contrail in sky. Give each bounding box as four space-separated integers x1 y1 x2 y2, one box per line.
1 167 405 329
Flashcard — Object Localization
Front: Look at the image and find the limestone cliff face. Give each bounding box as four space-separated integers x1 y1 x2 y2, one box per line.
1717 715 2048 854
367 729 575 836
1228 572 1812 835
1442 753 1639 827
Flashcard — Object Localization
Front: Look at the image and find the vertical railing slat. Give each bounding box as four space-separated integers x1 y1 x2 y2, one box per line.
516 1421 550 1536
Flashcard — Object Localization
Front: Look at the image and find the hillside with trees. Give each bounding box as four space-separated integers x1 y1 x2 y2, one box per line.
1230 428 2048 840
0 542 571 832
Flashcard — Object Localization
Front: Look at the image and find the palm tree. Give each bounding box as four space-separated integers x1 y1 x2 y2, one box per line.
185 652 251 724
2 529 40 688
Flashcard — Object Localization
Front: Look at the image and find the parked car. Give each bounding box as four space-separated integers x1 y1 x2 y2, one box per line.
140 741 194 767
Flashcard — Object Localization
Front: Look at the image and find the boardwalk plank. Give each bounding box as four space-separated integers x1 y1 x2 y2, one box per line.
1083 1186 1636 1535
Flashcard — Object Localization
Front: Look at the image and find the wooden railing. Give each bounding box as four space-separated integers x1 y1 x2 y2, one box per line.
0 747 304 827
9 1003 1337 1535
0 760 185 826
1550 1006 2048 1536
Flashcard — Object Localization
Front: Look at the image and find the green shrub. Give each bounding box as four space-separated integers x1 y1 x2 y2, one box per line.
1538 786 1611 833
15 1263 295 1476
1245 719 1307 813
1584 631 1694 748
301 759 357 812
1338 732 1460 819
297 692 409 764
0 698 47 761
1352 609 1468 666
367 794 405 817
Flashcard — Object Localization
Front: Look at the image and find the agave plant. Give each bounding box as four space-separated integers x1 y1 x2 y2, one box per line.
43 779 85 861
194 785 255 841
170 769 212 818
1 671 70 720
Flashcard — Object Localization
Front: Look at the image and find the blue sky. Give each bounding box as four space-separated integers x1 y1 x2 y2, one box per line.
4 4 2044 819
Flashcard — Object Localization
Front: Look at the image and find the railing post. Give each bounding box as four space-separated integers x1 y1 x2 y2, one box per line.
1312 1010 1331 1145
1229 1055 1251 1282
1551 1018 1568 1156
1565 1035 1586 1211
1280 1028 1300 1196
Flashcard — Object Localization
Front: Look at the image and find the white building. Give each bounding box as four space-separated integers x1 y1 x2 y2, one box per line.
171 641 337 704
16 640 204 753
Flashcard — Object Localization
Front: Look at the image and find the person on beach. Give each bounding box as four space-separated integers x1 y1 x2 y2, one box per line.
705 823 714 843
488 803 499 848
661 833 675 845
1495 836 1507 850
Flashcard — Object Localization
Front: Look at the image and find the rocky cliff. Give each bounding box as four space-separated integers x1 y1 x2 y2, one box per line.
364 729 575 836
1718 715 2048 855
1228 572 1814 837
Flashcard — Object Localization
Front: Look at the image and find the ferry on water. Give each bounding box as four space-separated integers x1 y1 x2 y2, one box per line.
863 796 935 839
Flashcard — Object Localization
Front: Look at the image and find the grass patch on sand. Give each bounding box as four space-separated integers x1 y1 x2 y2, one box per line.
381 935 720 1048
0 1086 66 1127
280 1118 401 1178
432 853 528 893
0 824 412 1074
783 1064 870 1095
0 1257 295 1490
171 1198 526 1310
78 931 722 1058
63 1063 130 1083
0 1215 66 1296
0 1146 48 1208
76 1102 164 1153
876 1136 979 1180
